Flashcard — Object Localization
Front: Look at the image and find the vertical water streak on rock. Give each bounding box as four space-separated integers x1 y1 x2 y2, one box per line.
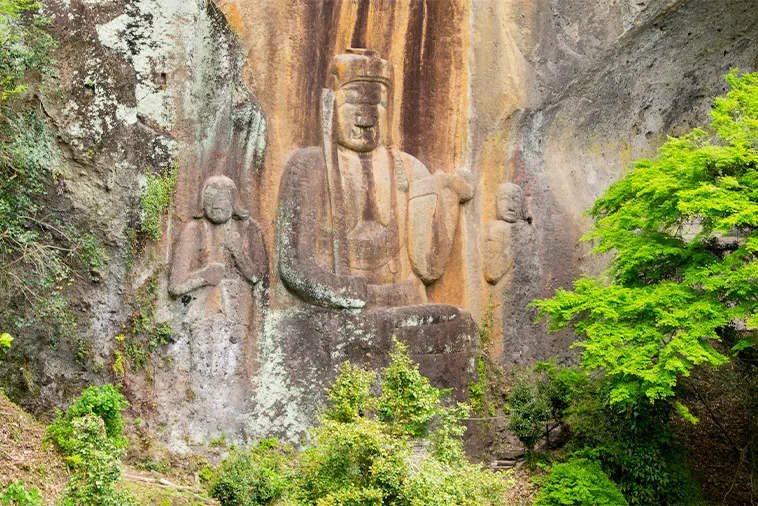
399 0 425 159
300 0 342 147
351 0 371 49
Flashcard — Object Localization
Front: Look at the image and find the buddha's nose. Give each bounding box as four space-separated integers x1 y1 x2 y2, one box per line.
355 108 377 127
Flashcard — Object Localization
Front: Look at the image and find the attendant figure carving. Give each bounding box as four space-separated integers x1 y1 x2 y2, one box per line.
484 183 526 285
169 175 267 378
277 48 473 311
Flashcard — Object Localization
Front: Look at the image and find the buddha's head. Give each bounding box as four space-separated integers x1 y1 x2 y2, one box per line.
196 175 248 224
329 48 393 153
495 183 525 223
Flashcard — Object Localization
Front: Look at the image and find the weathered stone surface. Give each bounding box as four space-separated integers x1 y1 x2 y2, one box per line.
4 0 757 453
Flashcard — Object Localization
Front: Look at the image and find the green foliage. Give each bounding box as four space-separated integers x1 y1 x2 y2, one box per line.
323 361 376 423
211 339 505 506
506 376 551 451
534 361 587 422
534 458 627 506
0 0 56 101
46 384 129 457
532 71 758 405
0 3 104 352
566 380 701 505
377 339 453 439
0 481 42 506
59 414 136 506
0 331 11 361
140 164 177 241
208 439 291 506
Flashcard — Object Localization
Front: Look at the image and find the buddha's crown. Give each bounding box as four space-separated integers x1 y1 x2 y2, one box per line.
328 48 393 90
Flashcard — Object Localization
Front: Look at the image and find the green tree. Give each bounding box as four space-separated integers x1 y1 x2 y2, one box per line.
532 70 758 405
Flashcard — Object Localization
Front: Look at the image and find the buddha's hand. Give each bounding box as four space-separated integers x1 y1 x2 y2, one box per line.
339 274 369 308
437 170 474 203
202 262 225 286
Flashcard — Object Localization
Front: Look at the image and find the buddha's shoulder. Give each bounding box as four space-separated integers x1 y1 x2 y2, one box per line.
284 146 325 168
394 150 430 180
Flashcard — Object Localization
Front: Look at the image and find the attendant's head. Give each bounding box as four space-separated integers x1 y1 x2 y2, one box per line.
495 183 525 223
196 175 248 224
329 48 393 153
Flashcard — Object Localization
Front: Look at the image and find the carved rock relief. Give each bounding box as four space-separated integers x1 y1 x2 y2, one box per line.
484 183 528 285
167 175 267 440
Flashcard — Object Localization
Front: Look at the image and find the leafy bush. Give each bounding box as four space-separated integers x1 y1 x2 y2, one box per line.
534 361 587 422
534 458 627 506
59 414 136 506
208 439 291 506
566 383 701 506
0 481 42 506
506 376 551 452
46 384 129 456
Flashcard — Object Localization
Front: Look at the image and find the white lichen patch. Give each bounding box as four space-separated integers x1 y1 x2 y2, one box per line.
246 308 314 444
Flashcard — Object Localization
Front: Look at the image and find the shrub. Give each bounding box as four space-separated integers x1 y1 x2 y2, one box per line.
0 481 42 506
46 384 129 456
534 458 627 506
567 381 702 505
377 339 448 438
207 439 290 506
291 338 505 505
506 376 551 452
58 414 136 506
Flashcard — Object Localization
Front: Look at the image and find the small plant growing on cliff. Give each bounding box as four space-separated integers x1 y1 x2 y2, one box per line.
0 332 11 361
140 163 177 241
0 0 56 101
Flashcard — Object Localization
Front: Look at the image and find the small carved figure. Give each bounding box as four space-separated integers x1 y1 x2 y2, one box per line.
169 175 267 312
277 48 473 309
484 183 526 284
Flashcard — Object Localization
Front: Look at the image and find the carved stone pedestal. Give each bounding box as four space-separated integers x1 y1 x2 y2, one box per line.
247 304 478 442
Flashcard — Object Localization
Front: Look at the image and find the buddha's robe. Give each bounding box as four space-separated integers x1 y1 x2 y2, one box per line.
277 145 463 309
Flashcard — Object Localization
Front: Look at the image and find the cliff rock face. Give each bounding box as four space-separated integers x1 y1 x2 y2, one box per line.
5 0 757 450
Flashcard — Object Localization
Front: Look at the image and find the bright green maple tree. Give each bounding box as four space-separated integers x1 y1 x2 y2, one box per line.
532 70 758 406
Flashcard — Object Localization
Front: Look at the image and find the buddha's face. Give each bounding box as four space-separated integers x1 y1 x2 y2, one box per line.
334 81 388 153
203 187 234 224
496 184 524 223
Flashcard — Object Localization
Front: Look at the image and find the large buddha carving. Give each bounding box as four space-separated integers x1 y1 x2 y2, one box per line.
277 48 473 312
